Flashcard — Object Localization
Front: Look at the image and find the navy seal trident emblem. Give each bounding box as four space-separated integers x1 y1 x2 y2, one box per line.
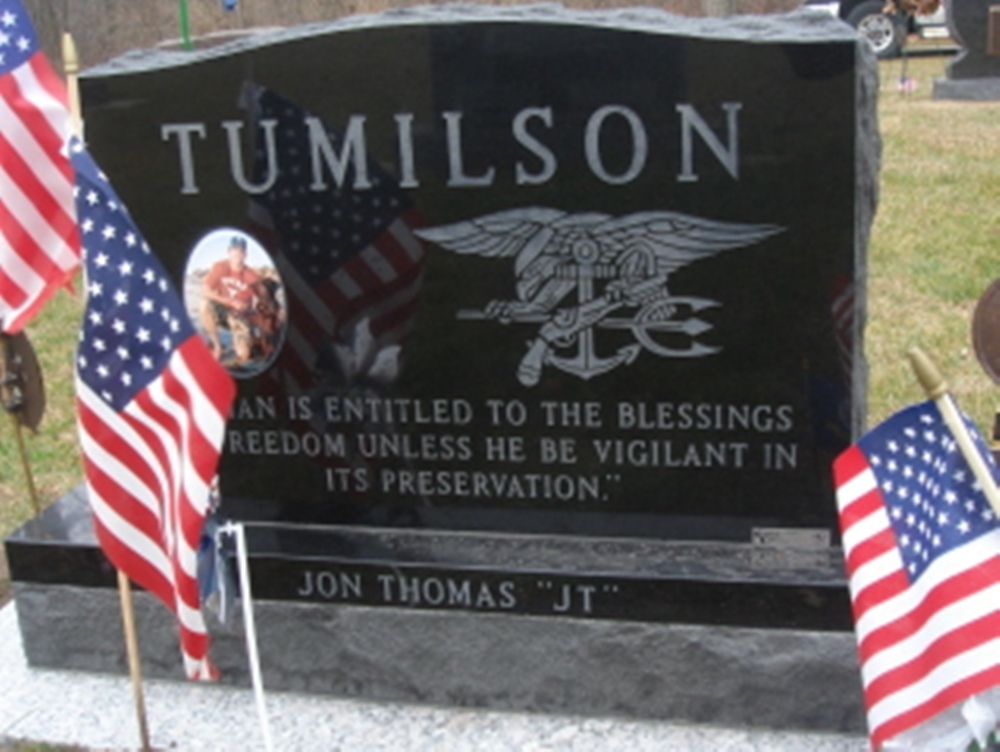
416 208 783 387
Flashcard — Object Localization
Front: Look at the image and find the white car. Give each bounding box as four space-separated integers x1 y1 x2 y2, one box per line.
806 0 949 58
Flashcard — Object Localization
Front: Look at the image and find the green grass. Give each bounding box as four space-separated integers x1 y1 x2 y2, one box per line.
867 51 1000 431
1 50 998 545
0 289 82 538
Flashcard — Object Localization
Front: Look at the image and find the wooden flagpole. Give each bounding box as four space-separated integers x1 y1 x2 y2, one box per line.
62 31 152 752
908 346 1000 515
61 33 82 139
118 570 152 751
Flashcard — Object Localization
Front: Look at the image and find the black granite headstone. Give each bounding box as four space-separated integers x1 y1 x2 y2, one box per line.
7 7 877 732
81 7 861 537
934 0 1000 98
45 4 870 625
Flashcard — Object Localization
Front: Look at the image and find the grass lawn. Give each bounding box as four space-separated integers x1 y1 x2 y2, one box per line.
867 50 1000 430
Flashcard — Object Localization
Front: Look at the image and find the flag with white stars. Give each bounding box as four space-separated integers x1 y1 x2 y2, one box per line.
72 139 235 680
244 83 426 393
834 398 1000 750
0 0 79 334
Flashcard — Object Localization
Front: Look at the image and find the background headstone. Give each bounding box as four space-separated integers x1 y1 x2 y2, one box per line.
934 0 1000 98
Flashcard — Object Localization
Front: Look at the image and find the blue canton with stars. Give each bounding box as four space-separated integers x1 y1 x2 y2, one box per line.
859 400 1000 581
72 140 194 411
252 87 413 285
0 0 39 76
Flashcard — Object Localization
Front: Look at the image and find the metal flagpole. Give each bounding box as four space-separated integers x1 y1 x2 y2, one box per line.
62 30 152 752
908 346 1000 514
222 521 275 752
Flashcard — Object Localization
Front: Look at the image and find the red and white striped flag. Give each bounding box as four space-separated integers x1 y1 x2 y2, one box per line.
834 399 1000 749
0 0 79 334
72 140 236 680
243 83 426 396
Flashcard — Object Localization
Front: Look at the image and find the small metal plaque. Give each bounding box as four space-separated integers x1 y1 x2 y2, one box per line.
751 527 831 550
972 278 1000 383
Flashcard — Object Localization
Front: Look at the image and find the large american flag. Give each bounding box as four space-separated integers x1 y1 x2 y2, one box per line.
0 0 79 334
244 84 425 394
72 141 236 680
834 399 1000 749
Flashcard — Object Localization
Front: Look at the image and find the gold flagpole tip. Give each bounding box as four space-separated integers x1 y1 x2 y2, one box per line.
907 346 948 400
60 32 78 75
61 32 83 139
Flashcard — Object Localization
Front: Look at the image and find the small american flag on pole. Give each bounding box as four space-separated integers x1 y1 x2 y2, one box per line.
833 399 1000 749
72 140 236 680
0 0 79 334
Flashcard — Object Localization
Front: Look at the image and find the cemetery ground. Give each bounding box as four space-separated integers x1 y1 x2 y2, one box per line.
0 46 996 750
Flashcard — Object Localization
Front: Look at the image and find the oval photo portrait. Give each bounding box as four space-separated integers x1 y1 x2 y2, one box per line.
184 229 287 379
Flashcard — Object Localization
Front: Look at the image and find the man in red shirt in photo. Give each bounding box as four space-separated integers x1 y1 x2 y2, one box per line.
198 235 264 365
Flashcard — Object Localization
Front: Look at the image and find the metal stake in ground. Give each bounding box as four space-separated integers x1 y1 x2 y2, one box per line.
0 332 45 516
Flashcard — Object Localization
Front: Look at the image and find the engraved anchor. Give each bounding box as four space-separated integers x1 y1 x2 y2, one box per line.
518 243 642 386
417 208 783 386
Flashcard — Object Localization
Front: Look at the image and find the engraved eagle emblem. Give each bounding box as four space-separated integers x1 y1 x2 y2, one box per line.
416 208 783 386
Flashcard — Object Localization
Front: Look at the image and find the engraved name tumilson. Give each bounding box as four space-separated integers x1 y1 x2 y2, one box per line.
161 102 743 194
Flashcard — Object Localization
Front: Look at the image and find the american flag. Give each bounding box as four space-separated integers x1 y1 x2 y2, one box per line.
244 84 425 394
0 0 79 334
831 274 855 384
833 399 1000 749
72 141 236 680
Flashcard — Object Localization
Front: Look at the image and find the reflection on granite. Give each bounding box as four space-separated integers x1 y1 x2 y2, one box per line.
242 518 845 584
6 484 96 544
4 487 116 591
9 489 846 584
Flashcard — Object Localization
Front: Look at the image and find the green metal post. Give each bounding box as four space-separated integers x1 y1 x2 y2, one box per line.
179 0 193 51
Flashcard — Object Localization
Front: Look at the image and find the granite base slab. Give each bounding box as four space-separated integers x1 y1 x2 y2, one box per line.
6 487 865 735
933 76 1000 100
0 603 868 752
11 579 865 735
